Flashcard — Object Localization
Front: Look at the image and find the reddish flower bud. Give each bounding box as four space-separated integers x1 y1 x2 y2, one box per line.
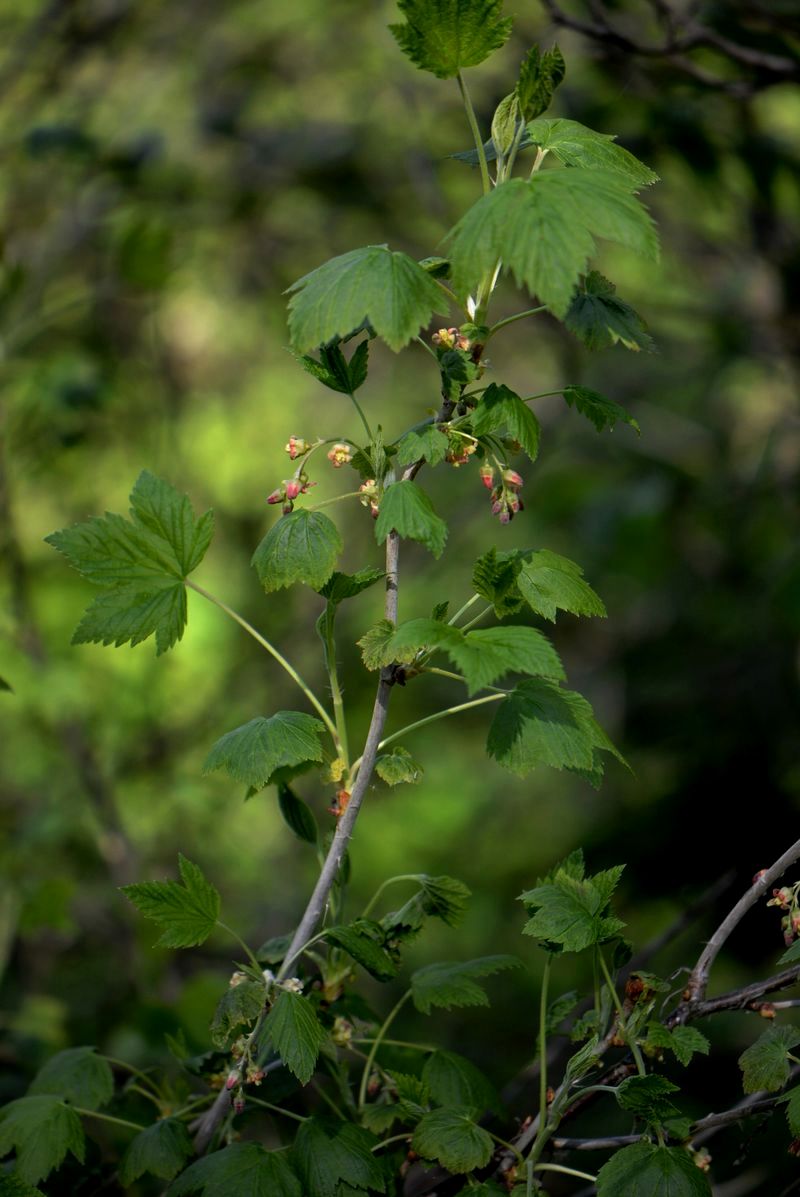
267 487 285 505
285 435 309 459
226 1071 239 1090
479 464 495 489
502 468 524 489
285 479 302 500
282 500 294 515
233 1095 246 1115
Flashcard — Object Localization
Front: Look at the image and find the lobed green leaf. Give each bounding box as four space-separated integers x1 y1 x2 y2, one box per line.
563 384 640 433
412 1107 494 1173
120 1118 193 1185
739 1024 800 1094
29 1047 113 1112
566 271 655 353
168 1143 301 1197
596 1141 712 1196
374 480 448 558
390 0 512 80
203 713 326 790
0 1096 85 1186
470 383 540 461
262 990 326 1085
122 855 220 949
411 955 521 1014
291 1118 386 1197
252 508 342 592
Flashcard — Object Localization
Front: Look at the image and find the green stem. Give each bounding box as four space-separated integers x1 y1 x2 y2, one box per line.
425 667 508 696
351 693 505 769
348 392 373 441
307 491 364 512
311 1079 347 1119
73 1107 146 1133
414 335 440 361
186 580 338 746
533 1162 598 1183
489 1131 523 1166
359 990 412 1108
434 279 461 309
352 1037 437 1052
280 928 332 976
322 611 350 771
103 1056 161 1096
247 1096 307 1123
488 306 547 338
447 593 481 626
216 921 262 972
539 955 552 1138
460 605 493 633
361 874 422 919
502 117 527 181
457 70 490 196
598 949 647 1077
372 1132 412 1152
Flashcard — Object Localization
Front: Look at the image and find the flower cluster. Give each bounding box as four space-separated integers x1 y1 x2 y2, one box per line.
766 880 800 946
267 472 314 513
445 431 477 467
358 479 379 518
483 466 524 524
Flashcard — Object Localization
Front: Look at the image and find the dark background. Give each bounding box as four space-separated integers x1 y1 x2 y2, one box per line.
1 2 799 1192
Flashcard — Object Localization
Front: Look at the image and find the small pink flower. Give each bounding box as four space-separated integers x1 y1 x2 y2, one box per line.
285 435 309 459
327 442 352 468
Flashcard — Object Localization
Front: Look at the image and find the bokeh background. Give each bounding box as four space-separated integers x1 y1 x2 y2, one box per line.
1 1 799 1192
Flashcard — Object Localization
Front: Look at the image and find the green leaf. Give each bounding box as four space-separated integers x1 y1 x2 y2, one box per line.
395 426 450 468
374 481 447 558
563 384 640 433
423 1050 500 1113
45 472 213 655
487 678 623 781
412 1107 493 1173
291 1118 385 1197
527 118 659 187
564 1035 602 1085
596 1142 712 1196
252 509 342 592
739 1025 800 1094
473 548 525 618
416 875 472 926
358 616 563 694
122 855 220 949
779 1084 800 1135
361 1097 426 1134
287 245 444 352
616 1075 681 1125
520 860 625 952
210 980 265 1048
566 271 655 352
0 1178 45 1197
28 1047 113 1111
168 1143 301 1197
389 0 512 80
411 955 521 1014
0 1096 84 1185
278 784 319 844
515 550 606 621
203 713 326 789
326 919 400 982
262 990 326 1084
319 568 385 603
470 383 541 461
646 1024 710 1068
516 45 565 121
780 938 800 964
120 1118 193 1185
447 171 658 319
375 746 423 786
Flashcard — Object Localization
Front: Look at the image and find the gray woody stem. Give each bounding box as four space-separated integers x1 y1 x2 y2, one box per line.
193 532 400 1154
681 836 800 1007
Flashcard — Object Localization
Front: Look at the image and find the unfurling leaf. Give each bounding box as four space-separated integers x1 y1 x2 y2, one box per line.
45 471 213 655
295 338 370 394
447 171 658 318
390 0 512 80
120 1118 193 1185
516 45 565 121
375 481 448 558
287 245 444 352
646 1023 710 1067
122 855 220 949
262 991 326 1084
491 92 519 158
252 509 342 592
566 271 655 352
203 713 326 789
412 1107 494 1172
411 955 521 1014
168 1142 302 1197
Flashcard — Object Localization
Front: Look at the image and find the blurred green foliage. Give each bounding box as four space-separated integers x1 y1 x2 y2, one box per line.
1 0 799 1190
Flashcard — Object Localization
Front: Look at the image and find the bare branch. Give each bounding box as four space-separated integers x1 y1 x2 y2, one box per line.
680 837 800 1008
